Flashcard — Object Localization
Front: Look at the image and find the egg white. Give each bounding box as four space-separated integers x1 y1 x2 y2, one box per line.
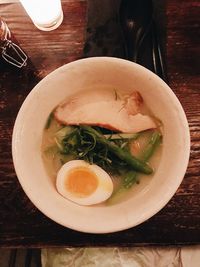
56 160 113 206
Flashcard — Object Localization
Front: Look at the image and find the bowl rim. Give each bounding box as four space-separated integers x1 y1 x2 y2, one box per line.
12 57 191 233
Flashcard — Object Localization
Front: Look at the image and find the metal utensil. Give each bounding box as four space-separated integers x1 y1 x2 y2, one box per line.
0 18 27 68
119 0 167 81
119 0 153 62
151 20 167 81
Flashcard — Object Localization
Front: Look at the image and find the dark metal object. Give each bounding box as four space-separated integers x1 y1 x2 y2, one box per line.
119 0 167 81
151 20 167 81
119 0 153 62
0 19 27 68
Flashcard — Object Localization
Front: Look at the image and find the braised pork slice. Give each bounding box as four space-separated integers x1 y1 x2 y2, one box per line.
54 90 156 133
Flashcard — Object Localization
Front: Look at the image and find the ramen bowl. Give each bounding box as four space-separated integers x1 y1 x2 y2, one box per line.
12 57 190 233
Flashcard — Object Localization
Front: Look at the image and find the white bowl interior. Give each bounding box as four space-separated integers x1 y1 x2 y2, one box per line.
12 57 190 233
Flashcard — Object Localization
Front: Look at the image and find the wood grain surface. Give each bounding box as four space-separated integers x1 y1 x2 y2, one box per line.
0 0 200 247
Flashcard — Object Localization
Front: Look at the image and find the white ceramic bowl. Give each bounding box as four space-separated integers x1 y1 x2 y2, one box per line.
12 57 190 233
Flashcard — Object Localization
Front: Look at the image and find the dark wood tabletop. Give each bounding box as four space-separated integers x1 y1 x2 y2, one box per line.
0 0 199 247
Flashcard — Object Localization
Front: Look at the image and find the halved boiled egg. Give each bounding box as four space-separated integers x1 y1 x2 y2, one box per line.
56 160 113 206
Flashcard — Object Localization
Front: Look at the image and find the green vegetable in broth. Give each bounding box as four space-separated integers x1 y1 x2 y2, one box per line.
139 131 162 162
82 126 153 175
54 126 130 173
123 171 138 189
45 123 162 177
123 131 161 188
43 115 162 203
107 131 162 203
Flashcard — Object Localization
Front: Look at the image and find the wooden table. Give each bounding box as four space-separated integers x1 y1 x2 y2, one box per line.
0 0 199 247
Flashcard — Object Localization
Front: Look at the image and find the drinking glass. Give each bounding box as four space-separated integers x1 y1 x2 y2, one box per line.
20 0 63 31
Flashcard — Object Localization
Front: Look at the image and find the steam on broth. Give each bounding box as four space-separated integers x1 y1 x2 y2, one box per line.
41 88 162 206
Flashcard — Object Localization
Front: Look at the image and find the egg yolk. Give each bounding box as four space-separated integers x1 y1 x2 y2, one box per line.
65 167 98 198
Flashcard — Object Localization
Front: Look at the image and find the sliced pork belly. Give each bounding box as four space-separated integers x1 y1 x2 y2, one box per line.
54 90 156 133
